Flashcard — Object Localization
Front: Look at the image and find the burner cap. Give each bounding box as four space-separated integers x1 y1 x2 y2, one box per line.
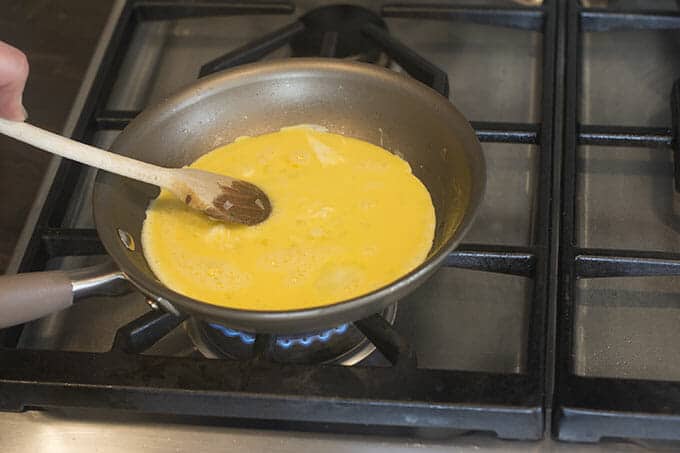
291 5 387 62
187 304 397 365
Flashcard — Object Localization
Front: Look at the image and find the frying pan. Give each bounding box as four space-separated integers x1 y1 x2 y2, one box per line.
0 59 485 333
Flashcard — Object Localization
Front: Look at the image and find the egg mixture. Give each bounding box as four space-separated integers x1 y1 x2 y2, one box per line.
142 126 435 311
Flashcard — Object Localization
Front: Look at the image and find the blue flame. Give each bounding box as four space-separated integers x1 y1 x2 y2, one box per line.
209 324 256 344
209 323 349 349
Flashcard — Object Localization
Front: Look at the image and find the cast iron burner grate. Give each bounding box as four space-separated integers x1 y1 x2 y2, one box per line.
198 3 448 96
0 0 557 442
290 5 386 61
553 1 680 443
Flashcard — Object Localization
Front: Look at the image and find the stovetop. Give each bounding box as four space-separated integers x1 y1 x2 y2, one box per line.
4 0 680 450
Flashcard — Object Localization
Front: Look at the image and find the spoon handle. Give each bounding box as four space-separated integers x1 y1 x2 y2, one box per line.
0 118 173 187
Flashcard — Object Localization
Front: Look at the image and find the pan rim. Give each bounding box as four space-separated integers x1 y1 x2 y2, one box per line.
93 58 486 333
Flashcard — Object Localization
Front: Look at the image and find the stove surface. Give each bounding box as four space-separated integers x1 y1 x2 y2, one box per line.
20 0 541 376
5 0 680 450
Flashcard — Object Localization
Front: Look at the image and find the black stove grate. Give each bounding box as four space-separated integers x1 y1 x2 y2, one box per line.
554 1 680 443
0 0 558 441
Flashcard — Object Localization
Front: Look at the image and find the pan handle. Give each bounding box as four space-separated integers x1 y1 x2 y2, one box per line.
0 261 126 329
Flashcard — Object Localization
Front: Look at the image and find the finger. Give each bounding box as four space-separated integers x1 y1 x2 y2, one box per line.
0 41 29 121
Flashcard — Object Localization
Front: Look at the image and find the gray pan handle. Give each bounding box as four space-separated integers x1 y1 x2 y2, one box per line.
0 261 127 329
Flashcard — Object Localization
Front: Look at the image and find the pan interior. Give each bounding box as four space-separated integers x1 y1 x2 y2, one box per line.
93 60 482 326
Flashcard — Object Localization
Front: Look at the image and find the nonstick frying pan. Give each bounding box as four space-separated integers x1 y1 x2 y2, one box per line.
0 59 485 333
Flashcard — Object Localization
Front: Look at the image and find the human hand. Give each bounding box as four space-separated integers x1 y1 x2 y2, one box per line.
0 41 29 121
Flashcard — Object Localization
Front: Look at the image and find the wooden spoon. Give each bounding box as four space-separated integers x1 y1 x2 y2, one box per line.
0 119 271 225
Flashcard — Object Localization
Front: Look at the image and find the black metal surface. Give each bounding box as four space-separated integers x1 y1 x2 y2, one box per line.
134 0 294 21
0 0 561 441
575 249 680 279
671 79 680 192
362 22 449 97
112 310 187 354
579 124 672 147
445 244 535 277
553 1 680 443
0 348 543 439
291 5 386 62
92 116 543 145
319 31 339 57
558 376 680 442
581 9 680 33
250 333 273 362
199 21 304 77
557 376 680 442
471 121 540 144
354 313 416 368
382 4 544 31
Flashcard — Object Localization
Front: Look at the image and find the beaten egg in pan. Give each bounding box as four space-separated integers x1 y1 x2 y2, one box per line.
142 126 435 311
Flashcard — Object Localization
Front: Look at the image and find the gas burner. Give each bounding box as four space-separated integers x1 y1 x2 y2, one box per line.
291 5 388 64
187 304 397 365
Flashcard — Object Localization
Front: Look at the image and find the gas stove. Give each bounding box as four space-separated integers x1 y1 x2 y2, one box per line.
3 0 680 450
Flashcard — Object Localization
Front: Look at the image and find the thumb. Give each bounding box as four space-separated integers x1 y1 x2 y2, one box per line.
0 41 29 121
